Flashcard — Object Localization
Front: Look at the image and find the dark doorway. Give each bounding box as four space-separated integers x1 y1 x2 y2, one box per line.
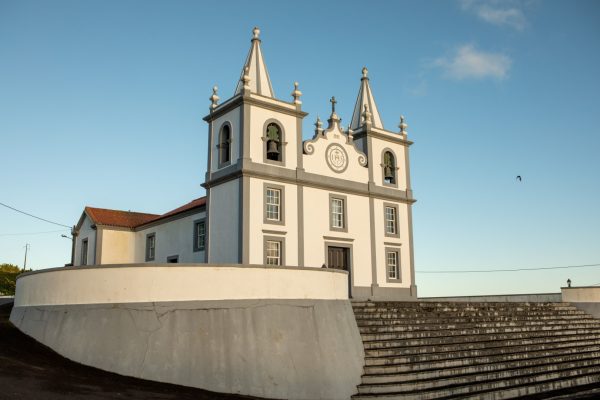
327 246 352 298
167 255 179 263
328 247 349 271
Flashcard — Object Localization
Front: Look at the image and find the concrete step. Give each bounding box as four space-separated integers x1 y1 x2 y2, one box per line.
361 351 600 384
364 332 600 357
364 338 600 366
362 328 600 350
352 304 582 314
352 369 600 399
358 319 600 333
353 310 588 320
364 346 600 374
355 314 595 326
359 323 600 341
356 358 600 395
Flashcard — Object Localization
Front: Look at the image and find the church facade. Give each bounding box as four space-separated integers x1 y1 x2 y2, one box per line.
72 27 417 300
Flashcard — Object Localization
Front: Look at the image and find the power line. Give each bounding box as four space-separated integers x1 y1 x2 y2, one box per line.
0 229 70 237
0 202 71 228
417 263 600 274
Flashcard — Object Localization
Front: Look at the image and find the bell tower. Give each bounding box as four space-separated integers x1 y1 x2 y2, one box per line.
202 27 308 265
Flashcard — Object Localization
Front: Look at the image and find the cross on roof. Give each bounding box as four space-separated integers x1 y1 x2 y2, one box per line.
330 96 337 113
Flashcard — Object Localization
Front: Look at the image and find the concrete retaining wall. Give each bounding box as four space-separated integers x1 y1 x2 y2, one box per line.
562 286 600 319
10 265 364 400
419 293 563 303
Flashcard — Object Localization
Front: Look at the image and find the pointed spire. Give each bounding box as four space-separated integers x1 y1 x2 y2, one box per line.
234 27 275 97
350 67 384 130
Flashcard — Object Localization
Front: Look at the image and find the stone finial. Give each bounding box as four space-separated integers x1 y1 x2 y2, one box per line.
209 85 220 110
252 27 260 40
362 66 368 79
399 115 408 134
347 125 354 142
242 66 251 89
362 104 372 125
314 116 324 136
291 82 302 105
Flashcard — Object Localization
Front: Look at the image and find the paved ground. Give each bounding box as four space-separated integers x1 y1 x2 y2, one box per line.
0 302 264 400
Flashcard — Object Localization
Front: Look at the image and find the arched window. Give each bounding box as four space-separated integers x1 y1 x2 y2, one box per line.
383 151 396 185
218 124 231 166
265 122 282 162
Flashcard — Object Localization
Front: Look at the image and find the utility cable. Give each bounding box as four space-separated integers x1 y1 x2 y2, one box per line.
0 202 71 228
417 263 600 274
0 229 70 237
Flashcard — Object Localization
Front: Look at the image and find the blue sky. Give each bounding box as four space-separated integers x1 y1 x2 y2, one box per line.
1 0 599 296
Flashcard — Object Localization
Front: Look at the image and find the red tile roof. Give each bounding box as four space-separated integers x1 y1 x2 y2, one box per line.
85 196 206 229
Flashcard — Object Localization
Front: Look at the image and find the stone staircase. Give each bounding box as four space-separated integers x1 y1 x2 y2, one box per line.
352 301 600 399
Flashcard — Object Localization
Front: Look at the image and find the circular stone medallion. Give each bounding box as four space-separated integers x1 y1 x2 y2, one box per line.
325 144 349 173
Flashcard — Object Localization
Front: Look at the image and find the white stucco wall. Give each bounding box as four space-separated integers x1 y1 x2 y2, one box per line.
74 214 96 266
135 211 206 264
99 229 136 264
248 177 298 266
373 199 411 288
14 264 350 306
211 108 241 171
302 188 372 287
248 104 298 170
208 179 239 263
369 132 408 191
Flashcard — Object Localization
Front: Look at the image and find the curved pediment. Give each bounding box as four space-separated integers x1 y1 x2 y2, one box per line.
302 114 368 181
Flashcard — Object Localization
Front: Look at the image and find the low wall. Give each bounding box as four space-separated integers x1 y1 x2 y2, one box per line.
562 286 600 318
10 264 364 400
419 293 562 303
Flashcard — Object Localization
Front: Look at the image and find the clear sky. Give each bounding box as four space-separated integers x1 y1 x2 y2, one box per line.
1 0 599 297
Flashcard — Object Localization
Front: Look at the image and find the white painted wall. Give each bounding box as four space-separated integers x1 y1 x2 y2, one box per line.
14 264 350 306
373 199 411 288
100 229 136 264
208 179 239 263
369 133 408 191
248 104 298 170
562 287 600 303
135 211 206 264
248 177 298 266
211 108 241 171
302 188 372 286
74 214 96 266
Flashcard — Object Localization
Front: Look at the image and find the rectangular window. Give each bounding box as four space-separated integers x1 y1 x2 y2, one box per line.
384 205 398 237
266 188 281 221
81 238 88 266
146 233 156 261
193 220 206 252
265 240 281 266
387 251 398 279
331 198 344 228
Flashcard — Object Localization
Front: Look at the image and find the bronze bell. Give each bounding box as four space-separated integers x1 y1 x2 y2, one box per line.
267 140 280 156
384 165 394 179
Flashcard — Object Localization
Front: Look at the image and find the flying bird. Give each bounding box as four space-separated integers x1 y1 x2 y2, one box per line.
516 175 522 182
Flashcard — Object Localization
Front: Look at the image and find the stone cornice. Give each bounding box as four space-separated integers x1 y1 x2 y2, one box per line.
204 94 308 122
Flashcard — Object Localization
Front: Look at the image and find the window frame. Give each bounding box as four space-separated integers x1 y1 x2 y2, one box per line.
381 148 398 188
385 246 402 283
262 119 286 166
145 232 156 262
217 122 232 169
193 219 206 252
383 202 400 238
329 193 348 233
81 238 88 266
263 235 285 266
263 183 285 225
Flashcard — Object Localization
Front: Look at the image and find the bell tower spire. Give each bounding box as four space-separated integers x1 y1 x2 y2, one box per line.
350 67 384 130
234 27 275 98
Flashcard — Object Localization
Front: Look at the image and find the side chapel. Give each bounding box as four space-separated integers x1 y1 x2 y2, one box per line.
71 27 417 300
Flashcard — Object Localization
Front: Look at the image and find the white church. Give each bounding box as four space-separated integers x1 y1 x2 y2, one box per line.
71 27 417 301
